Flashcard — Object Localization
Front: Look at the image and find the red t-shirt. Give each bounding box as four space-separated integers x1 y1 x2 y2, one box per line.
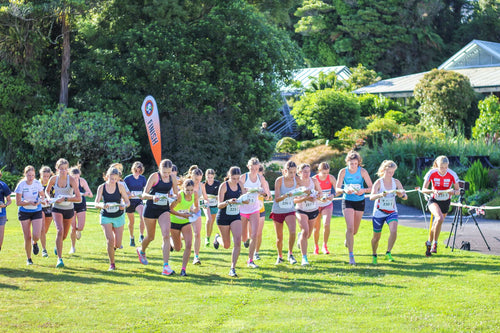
424 168 459 201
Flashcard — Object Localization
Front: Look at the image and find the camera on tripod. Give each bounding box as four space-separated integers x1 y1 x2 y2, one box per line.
458 180 470 196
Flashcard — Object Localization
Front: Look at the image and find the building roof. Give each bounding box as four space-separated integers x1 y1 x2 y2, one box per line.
282 66 351 95
354 40 500 97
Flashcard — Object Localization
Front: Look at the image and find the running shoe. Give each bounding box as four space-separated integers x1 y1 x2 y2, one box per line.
313 245 319 255
301 257 310 266
430 243 437 254
69 247 76 254
162 264 175 276
349 255 356 266
205 237 210 247
42 249 48 258
247 260 259 269
213 234 220 250
193 257 201 265
322 245 330 255
297 232 302 249
228 268 237 277
76 230 82 240
108 263 116 271
139 235 144 243
254 252 261 261
385 252 395 262
243 239 250 248
372 256 378 265
275 257 284 265
130 237 135 247
32 243 39 255
136 247 148 265
425 241 432 257
180 269 187 276
27 258 33 265
288 254 297 265
56 258 64 268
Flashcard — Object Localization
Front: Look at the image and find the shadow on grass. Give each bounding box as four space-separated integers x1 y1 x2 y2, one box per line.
0 282 20 289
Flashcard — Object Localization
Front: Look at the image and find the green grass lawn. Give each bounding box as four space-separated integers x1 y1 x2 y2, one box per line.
0 204 499 332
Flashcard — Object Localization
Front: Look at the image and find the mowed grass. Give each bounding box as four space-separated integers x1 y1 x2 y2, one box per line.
0 204 499 332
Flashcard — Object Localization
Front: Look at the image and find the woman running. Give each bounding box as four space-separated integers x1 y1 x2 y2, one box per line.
312 162 337 255
270 161 299 265
369 160 407 264
136 159 178 276
45 158 82 268
69 166 93 254
169 179 200 276
213 166 247 277
422 156 459 256
0 169 12 253
188 167 204 265
124 161 147 246
14 166 45 265
295 163 322 266
239 157 271 269
95 167 130 270
39 166 54 257
253 165 269 261
201 168 220 247
336 151 372 265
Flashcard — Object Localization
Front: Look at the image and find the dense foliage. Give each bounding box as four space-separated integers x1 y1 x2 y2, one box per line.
472 95 500 141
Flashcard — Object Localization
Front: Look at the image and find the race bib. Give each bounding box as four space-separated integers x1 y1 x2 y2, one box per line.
349 184 361 192
279 196 294 209
303 199 318 210
247 193 257 205
155 193 169 206
435 191 450 201
24 204 39 210
131 191 142 197
105 202 120 213
379 197 394 210
207 195 218 206
226 204 240 215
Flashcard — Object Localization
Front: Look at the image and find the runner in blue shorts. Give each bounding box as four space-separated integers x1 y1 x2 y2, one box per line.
95 167 130 271
369 160 407 264
124 161 147 247
201 169 220 248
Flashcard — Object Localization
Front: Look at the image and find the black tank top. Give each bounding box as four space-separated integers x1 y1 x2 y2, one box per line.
205 180 221 196
147 172 173 207
101 183 123 218
78 179 86 205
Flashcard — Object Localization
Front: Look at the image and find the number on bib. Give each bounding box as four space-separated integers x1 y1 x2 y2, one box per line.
279 197 294 209
226 204 240 215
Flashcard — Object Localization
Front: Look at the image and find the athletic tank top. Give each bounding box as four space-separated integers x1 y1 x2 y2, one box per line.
240 172 261 214
53 176 74 210
343 167 364 202
205 180 221 207
219 182 242 217
75 178 86 205
170 191 195 225
296 178 318 212
271 176 297 214
101 183 123 218
147 173 173 207
314 174 334 207
373 178 397 217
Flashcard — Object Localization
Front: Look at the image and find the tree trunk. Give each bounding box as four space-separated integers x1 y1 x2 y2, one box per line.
59 10 70 109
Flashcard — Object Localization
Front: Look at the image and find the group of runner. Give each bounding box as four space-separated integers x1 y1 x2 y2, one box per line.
0 153 459 277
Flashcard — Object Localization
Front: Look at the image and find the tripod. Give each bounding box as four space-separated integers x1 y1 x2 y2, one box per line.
446 192 491 252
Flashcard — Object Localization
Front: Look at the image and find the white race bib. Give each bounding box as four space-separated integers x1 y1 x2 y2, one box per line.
279 197 294 209
247 193 257 205
435 191 450 201
379 197 394 210
226 204 240 215
105 202 120 213
131 191 142 197
155 193 169 206
303 199 318 210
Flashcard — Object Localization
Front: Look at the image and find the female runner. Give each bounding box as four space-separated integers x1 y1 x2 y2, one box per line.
188 167 204 265
201 168 220 247
213 166 247 277
312 162 337 255
69 166 93 254
336 151 372 265
95 167 130 270
422 156 459 256
136 159 178 276
270 161 299 265
14 166 45 265
45 158 82 268
369 160 407 264
169 179 200 276
0 169 12 253
295 163 322 266
39 166 53 257
124 161 147 246
253 165 269 261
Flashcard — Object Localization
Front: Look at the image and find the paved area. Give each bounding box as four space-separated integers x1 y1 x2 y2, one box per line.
332 199 500 256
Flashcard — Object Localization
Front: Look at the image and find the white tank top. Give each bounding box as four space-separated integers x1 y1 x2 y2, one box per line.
295 178 318 212
373 178 397 217
239 172 261 214
53 176 74 210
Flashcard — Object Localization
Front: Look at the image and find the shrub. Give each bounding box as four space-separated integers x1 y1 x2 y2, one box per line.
484 196 500 220
366 117 400 134
384 110 408 124
299 140 316 150
0 168 21 191
464 160 491 195
275 137 298 153
472 95 500 141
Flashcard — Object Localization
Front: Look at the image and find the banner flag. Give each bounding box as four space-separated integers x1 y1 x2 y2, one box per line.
141 96 162 167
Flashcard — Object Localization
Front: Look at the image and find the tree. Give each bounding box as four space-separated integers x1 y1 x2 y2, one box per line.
346 64 381 91
414 69 475 135
472 95 500 141
291 88 360 138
